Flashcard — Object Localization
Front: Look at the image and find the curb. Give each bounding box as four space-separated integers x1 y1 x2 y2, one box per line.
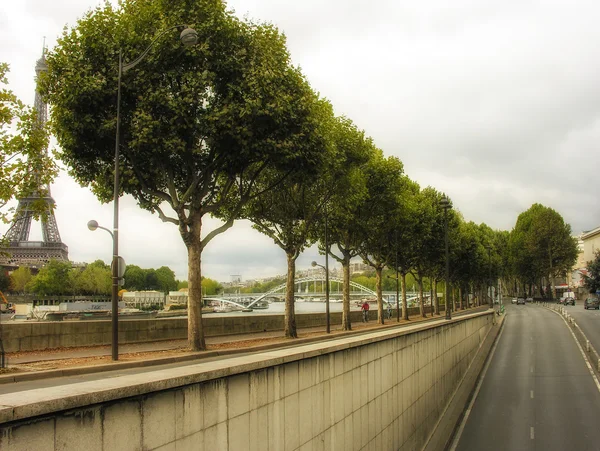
423 311 506 451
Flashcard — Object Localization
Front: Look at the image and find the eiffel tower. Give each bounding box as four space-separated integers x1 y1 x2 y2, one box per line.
0 50 68 268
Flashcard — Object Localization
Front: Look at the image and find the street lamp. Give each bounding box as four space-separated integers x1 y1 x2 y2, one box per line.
487 245 493 309
439 196 452 320
312 260 330 333
107 25 197 361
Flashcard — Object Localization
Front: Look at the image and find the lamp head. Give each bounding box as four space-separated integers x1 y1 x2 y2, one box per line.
311 261 317 267
87 220 99 231
439 196 452 210
180 27 198 47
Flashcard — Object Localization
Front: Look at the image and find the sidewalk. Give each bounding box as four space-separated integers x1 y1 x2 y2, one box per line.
3 306 489 373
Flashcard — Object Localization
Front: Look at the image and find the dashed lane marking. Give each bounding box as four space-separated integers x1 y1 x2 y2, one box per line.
530 427 535 440
530 390 534 399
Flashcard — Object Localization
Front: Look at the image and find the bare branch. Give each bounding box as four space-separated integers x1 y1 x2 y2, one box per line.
155 205 179 225
200 217 235 250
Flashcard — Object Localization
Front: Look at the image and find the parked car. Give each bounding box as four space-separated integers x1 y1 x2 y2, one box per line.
564 297 575 306
511 298 518 304
517 298 526 305
584 298 600 310
526 297 533 303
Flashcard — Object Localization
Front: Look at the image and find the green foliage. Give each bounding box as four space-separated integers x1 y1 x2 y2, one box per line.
75 260 111 295
124 264 179 293
239 278 286 293
0 267 10 292
0 62 57 228
201 277 222 295
509 204 578 293
10 266 33 293
26 260 73 295
584 251 600 294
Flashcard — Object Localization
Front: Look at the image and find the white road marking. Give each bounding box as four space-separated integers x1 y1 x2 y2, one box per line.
530 366 534 373
449 319 506 451
530 390 534 399
530 427 535 439
546 308 600 394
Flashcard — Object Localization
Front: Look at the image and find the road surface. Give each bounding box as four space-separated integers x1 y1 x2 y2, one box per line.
454 303 600 451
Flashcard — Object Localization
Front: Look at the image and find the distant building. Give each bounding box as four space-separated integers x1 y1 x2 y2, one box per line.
122 291 165 308
349 262 370 275
581 226 600 264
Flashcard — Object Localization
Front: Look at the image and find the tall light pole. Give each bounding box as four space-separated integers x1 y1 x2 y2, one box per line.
312 257 330 333
487 246 493 309
440 196 452 320
312 208 330 333
108 25 197 361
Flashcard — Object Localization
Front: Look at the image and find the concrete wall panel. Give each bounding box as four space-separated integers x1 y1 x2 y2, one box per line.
0 312 492 451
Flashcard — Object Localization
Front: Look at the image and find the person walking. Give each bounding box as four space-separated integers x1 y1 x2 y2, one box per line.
361 300 370 322
387 302 392 320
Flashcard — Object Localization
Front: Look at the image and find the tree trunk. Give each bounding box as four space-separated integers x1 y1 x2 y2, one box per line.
459 286 463 310
433 279 439 315
376 266 384 324
342 255 351 330
418 277 426 317
187 231 205 351
452 286 457 311
285 251 298 338
401 271 409 320
429 283 434 315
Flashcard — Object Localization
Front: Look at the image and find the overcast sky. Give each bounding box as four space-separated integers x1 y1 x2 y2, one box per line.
2 0 599 282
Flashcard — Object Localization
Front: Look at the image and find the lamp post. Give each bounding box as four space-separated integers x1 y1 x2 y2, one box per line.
440 196 452 320
312 260 330 333
106 25 197 361
487 246 493 309
87 219 119 359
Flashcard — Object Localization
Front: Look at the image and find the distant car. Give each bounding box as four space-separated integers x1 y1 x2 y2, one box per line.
584 298 600 310
564 297 575 306
526 297 533 303
511 298 518 304
517 298 526 305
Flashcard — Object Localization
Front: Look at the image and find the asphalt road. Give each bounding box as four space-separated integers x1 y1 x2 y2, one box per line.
454 303 600 451
563 303 600 359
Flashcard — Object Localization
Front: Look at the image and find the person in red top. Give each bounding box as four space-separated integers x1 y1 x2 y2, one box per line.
361 301 370 322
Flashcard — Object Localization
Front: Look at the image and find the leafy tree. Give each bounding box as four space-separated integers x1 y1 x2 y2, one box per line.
76 260 111 295
386 178 421 320
358 155 405 324
509 204 578 299
177 280 188 290
9 266 32 293
584 251 600 294
0 62 56 229
0 267 9 292
123 265 146 291
243 114 365 337
320 122 376 331
410 187 448 317
156 266 178 293
41 0 326 351
201 277 222 295
27 259 73 295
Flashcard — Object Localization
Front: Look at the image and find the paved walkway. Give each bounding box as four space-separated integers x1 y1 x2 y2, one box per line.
6 307 488 365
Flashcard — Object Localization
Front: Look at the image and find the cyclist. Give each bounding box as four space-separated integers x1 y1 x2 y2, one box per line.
361 300 370 322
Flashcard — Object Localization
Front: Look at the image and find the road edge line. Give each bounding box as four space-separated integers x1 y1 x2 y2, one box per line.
545 306 600 394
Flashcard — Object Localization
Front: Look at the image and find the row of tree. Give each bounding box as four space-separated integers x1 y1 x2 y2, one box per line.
1 261 217 297
36 0 579 352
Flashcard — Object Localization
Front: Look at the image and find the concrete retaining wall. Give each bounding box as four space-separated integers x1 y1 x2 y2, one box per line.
0 311 493 451
1 306 442 353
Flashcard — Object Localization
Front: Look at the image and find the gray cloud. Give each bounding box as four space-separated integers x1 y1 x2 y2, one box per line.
2 0 599 282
